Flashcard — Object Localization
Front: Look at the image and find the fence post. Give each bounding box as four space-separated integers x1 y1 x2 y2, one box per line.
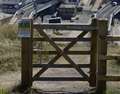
19 19 33 91
96 19 108 94
89 19 98 87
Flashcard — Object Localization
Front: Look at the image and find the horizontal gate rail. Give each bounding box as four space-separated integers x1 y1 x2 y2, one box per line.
107 36 120 41
32 64 90 68
97 36 120 41
33 77 88 81
98 76 120 81
34 23 97 31
33 37 91 42
33 50 91 55
99 55 120 60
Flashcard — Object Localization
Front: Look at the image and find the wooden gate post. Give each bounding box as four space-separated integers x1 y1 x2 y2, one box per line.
19 19 33 91
96 19 108 94
90 19 98 87
21 37 32 90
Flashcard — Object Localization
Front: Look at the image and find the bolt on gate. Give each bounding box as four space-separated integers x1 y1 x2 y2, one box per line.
18 18 120 94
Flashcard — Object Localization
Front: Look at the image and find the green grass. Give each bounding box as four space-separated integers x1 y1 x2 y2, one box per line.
0 88 8 94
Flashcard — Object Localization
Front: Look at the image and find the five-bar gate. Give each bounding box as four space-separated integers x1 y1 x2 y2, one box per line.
18 18 120 94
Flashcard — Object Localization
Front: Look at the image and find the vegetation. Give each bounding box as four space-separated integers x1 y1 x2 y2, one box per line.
0 88 8 94
0 24 21 74
107 86 120 94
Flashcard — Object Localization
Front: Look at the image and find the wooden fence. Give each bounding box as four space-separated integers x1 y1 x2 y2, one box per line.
18 18 120 94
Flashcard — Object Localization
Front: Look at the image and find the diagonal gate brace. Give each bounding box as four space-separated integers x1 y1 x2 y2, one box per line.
33 28 89 80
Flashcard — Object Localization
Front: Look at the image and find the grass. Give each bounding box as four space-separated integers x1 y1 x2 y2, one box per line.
0 88 8 94
0 24 21 74
107 86 120 94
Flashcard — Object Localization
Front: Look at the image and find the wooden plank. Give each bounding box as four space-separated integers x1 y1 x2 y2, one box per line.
96 20 108 94
99 55 120 60
89 19 98 87
98 76 120 81
32 64 90 68
33 50 91 55
107 36 120 41
34 91 86 94
90 31 98 86
33 37 90 42
33 77 88 81
34 23 97 31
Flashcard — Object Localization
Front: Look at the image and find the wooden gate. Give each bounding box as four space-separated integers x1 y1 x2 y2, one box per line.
18 18 120 94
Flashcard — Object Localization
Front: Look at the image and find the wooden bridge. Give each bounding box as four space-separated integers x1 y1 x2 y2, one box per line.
18 18 120 94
